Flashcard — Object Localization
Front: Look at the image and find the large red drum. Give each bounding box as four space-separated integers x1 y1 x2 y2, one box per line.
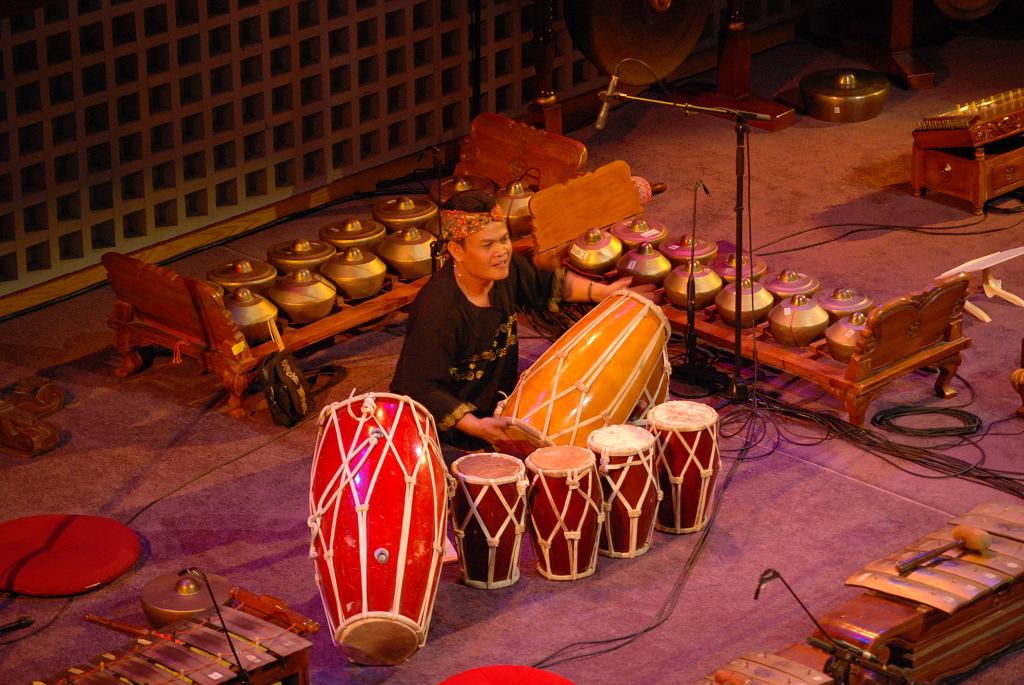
525 446 604 581
450 453 528 589
587 424 660 558
308 393 450 666
646 400 720 534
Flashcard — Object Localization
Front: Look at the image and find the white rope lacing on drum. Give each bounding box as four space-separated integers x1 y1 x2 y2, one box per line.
652 414 721 533
530 464 604 581
506 292 671 449
595 443 659 557
307 393 449 650
452 466 528 587
305 393 450 651
630 347 672 423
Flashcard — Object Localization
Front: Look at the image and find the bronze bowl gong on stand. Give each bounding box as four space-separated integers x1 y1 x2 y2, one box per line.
799 69 891 123
564 0 713 87
140 571 232 628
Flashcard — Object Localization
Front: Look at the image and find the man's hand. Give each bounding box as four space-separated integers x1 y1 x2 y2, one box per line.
600 276 660 303
456 414 514 446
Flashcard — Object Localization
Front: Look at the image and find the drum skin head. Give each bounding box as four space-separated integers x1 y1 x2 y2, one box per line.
526 445 594 473
588 424 655 455
454 453 523 481
648 400 718 432
337 616 421 666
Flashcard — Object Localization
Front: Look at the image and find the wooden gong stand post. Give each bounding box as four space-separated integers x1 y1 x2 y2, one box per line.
526 0 563 134
887 0 935 89
688 0 796 132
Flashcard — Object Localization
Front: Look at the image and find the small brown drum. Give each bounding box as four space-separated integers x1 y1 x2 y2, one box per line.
587 424 661 559
450 453 529 590
647 401 721 534
525 446 604 581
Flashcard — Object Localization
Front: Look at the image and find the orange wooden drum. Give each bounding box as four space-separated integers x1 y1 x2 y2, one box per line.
497 290 670 457
587 424 661 558
308 393 450 666
450 453 529 590
646 400 721 534
525 446 604 581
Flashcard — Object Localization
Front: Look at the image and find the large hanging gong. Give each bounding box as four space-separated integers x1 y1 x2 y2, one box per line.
933 0 1002 20
564 0 713 86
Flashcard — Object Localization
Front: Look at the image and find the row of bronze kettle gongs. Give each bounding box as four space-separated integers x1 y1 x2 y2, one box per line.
202 197 455 339
568 221 875 359
202 237 424 344
200 180 530 343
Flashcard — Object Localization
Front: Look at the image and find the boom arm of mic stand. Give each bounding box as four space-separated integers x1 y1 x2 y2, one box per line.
608 89 763 403
604 91 772 121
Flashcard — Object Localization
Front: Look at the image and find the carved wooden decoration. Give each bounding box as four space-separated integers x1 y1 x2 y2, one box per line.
102 252 427 418
661 274 972 425
455 113 588 190
528 160 640 266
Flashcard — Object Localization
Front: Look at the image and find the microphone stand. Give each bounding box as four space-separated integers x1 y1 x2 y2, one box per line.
753 569 907 684
674 180 726 398
729 113 750 403
182 568 252 685
604 90 764 403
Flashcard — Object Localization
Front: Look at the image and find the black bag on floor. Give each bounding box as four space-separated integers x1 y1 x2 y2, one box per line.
259 350 313 427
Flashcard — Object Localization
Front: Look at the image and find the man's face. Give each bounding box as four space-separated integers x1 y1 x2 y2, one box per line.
450 221 512 282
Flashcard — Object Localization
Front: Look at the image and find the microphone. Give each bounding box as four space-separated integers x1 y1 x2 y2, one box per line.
0 616 34 635
182 567 253 685
595 70 620 130
752 568 779 600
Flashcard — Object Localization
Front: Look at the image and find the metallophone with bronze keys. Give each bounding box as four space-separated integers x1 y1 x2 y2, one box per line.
696 501 1024 684
33 592 316 685
911 87 1024 214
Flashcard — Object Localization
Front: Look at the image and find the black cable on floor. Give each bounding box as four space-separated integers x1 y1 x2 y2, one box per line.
871 405 982 437
985 188 1024 214
530 447 745 671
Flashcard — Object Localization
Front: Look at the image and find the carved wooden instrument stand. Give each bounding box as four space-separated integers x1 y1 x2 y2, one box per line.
662 274 972 426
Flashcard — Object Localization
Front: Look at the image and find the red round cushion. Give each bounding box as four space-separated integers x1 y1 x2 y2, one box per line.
0 514 141 596
440 665 576 684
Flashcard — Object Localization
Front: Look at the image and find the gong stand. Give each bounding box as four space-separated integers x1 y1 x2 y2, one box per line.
603 89 763 402
687 0 795 132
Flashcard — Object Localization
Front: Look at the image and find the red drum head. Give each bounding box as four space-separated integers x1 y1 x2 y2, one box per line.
309 393 449 665
454 453 524 482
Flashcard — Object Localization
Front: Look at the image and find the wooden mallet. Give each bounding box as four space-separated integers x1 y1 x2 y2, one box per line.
896 524 991 575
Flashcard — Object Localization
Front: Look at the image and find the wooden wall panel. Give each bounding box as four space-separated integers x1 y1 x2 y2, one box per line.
0 0 805 315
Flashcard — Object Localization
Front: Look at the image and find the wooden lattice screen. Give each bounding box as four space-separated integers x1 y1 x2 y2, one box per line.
0 0 804 314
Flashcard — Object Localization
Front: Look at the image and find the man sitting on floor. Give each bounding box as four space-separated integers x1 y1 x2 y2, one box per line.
391 190 644 453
